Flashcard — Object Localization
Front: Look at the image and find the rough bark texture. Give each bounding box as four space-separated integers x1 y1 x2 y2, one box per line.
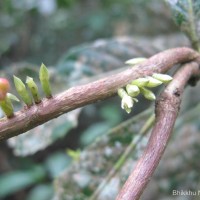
0 47 199 141
116 62 200 200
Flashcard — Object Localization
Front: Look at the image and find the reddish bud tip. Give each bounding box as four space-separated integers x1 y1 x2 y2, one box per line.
0 78 10 101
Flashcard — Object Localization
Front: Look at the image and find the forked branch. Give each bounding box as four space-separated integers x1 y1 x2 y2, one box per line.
116 61 200 200
0 47 199 141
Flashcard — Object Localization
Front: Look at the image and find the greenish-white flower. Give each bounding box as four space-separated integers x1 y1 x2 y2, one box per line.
121 95 134 114
152 73 173 83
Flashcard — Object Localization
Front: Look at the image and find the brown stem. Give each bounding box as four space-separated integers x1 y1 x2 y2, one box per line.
116 61 200 200
0 47 199 141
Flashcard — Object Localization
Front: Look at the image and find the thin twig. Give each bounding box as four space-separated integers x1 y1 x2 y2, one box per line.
116 61 200 200
175 101 200 130
0 47 198 141
187 0 200 51
89 114 155 200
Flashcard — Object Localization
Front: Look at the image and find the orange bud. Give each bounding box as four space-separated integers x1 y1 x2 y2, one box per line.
0 78 10 101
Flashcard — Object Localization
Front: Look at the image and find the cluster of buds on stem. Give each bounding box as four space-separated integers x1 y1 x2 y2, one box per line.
118 58 173 114
0 63 52 118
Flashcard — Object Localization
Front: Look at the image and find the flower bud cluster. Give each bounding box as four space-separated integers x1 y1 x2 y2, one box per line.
0 63 52 118
13 63 52 108
118 72 172 114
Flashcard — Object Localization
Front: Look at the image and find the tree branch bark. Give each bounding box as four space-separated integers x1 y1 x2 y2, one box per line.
0 47 199 141
116 61 200 200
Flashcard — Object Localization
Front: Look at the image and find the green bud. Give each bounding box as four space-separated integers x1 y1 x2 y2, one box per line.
126 84 140 97
125 57 147 65
145 76 162 87
7 93 20 102
140 87 156 101
13 76 33 107
152 73 173 83
39 63 52 98
118 88 128 99
26 76 41 104
131 78 149 87
0 95 14 118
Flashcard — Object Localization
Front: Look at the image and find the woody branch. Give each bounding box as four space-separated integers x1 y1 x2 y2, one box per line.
0 47 199 141
116 61 200 200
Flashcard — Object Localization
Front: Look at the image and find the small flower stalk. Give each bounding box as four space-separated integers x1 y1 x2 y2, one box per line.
26 76 41 104
39 63 52 98
13 76 33 107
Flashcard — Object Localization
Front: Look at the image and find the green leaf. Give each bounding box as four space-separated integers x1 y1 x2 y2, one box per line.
166 0 200 50
27 184 53 200
7 111 80 156
80 122 111 146
100 104 122 126
0 166 46 198
45 152 71 178
53 109 152 199
51 121 74 140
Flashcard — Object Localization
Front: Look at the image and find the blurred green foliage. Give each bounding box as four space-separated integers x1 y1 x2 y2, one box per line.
0 166 46 198
27 184 53 200
166 0 200 50
0 0 198 200
0 0 175 65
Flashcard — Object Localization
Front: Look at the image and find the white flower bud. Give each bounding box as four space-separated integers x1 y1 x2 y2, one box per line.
140 87 156 101
125 57 147 65
131 78 149 87
145 76 162 87
152 73 173 83
126 84 140 97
